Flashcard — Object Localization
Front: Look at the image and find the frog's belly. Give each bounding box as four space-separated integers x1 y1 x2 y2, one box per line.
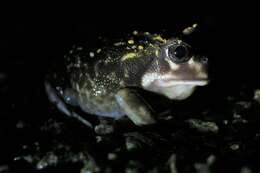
77 95 125 119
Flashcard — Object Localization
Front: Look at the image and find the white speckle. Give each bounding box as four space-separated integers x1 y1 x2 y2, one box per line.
188 58 208 79
177 40 182 44
188 58 195 65
89 52 95 58
141 72 159 87
165 58 180 71
76 83 80 92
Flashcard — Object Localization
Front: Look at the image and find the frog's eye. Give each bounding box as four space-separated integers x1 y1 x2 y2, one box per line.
168 44 191 63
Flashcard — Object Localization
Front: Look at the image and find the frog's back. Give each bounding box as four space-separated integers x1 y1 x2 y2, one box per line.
58 43 126 118
46 31 166 118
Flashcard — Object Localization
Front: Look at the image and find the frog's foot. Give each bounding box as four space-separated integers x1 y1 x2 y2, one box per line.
115 88 156 126
44 81 93 128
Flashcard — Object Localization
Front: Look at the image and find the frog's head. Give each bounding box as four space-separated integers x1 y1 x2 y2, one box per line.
141 38 208 100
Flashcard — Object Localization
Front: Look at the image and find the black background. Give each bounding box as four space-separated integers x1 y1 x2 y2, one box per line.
1 13 260 172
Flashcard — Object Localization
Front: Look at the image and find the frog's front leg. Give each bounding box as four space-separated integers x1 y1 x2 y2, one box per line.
115 88 156 126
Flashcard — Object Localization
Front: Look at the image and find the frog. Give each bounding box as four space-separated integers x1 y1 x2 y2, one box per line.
45 30 209 127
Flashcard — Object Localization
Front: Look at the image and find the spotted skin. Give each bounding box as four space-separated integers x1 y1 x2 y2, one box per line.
46 31 208 126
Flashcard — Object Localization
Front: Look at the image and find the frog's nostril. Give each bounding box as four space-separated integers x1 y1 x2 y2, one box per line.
201 57 208 64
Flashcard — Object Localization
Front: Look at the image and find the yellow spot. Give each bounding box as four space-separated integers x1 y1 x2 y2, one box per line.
182 23 198 35
155 50 159 57
138 45 144 50
149 43 157 49
128 40 134 44
177 40 182 44
193 23 198 28
152 35 166 43
121 52 138 61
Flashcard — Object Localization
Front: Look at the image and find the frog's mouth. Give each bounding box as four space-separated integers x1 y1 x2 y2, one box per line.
147 78 208 100
141 72 209 92
153 79 209 88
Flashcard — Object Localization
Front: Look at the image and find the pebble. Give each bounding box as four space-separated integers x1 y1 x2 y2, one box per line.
187 119 219 134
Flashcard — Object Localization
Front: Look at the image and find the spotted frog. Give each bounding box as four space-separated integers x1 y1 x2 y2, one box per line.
45 31 208 126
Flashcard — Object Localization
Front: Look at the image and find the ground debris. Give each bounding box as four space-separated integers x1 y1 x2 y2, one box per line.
186 119 219 134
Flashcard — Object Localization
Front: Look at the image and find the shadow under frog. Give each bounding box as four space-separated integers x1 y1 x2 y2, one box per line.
45 31 208 127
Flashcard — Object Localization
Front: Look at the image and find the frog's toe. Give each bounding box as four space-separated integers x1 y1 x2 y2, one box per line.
125 111 156 126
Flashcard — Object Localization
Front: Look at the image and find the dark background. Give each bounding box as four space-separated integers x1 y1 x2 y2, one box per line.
0 14 260 172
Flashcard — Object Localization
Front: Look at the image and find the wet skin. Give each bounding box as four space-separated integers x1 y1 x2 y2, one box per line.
45 31 208 126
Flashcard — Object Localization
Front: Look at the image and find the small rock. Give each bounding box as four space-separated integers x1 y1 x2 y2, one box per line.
240 166 252 173
168 154 178 173
254 89 260 103
233 113 242 119
125 160 143 173
235 101 251 110
206 155 216 166
94 124 114 135
96 136 103 143
40 119 63 135
230 143 240 150
81 160 100 173
16 120 27 129
223 120 229 125
36 152 58 170
186 119 219 134
89 52 95 58
126 168 139 173
0 165 8 172
124 132 155 151
147 168 160 173
13 155 36 163
125 137 142 151
107 153 117 161
232 114 248 124
194 163 210 173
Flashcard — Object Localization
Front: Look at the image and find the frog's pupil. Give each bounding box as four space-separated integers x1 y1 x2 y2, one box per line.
174 46 187 59
168 45 190 63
